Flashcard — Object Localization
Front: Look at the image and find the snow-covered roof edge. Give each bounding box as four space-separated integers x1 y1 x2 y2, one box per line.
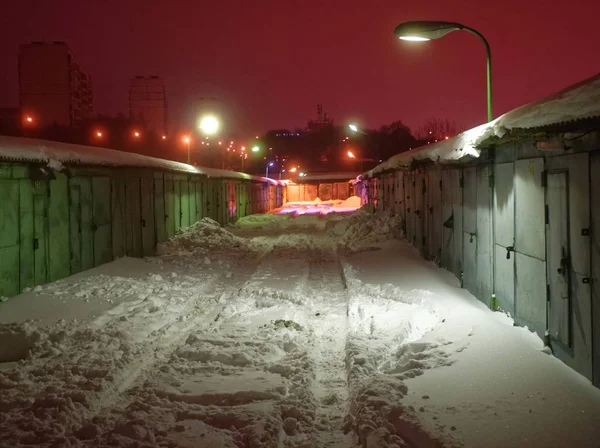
0 135 281 185
296 172 362 181
364 71 600 178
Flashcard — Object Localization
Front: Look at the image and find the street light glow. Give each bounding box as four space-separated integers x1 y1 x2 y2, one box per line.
268 162 274 166
133 131 140 138
290 167 297 173
347 151 356 159
183 136 191 144
198 115 220 135
96 131 103 137
26 116 34 123
252 145 260 152
349 124 358 132
162 135 167 140
399 36 430 41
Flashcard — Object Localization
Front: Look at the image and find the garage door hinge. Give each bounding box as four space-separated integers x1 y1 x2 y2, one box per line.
546 284 550 302
545 205 549 225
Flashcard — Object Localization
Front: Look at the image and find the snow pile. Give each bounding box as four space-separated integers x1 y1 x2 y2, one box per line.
336 195 361 209
329 210 404 252
231 213 296 230
157 218 249 254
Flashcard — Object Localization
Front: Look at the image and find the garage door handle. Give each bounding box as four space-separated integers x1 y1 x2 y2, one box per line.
506 246 514 259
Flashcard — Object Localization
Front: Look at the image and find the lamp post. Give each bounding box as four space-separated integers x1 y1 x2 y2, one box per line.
266 161 274 178
394 21 493 122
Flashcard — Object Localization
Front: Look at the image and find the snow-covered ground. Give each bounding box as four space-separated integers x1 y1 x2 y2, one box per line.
1 204 600 447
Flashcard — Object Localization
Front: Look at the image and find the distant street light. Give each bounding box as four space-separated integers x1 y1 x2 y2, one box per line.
162 135 167 140
25 116 34 124
290 167 297 173
251 145 260 153
347 151 356 159
266 161 274 178
349 124 358 132
394 20 493 122
133 130 141 138
198 114 220 135
95 131 103 138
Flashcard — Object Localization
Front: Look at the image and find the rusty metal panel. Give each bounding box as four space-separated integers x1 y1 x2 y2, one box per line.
476 165 493 304
48 172 70 282
440 170 453 271
0 179 20 297
494 162 515 314
546 153 592 381
92 176 112 266
451 169 463 279
141 178 155 256
591 153 600 387
462 167 477 295
19 179 35 291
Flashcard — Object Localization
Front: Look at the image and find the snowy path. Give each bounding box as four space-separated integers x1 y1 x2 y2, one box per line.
1 211 600 447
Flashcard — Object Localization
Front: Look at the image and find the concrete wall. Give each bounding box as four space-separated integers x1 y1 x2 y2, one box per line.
363 133 600 387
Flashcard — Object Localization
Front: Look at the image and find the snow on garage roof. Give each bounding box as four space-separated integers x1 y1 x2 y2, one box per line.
296 172 362 181
365 71 600 177
0 135 279 184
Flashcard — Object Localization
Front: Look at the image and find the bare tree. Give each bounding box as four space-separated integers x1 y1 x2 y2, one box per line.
415 118 463 143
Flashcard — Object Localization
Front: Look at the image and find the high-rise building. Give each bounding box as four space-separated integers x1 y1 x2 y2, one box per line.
18 41 93 128
129 76 167 135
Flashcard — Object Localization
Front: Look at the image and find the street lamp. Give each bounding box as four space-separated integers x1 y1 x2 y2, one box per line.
266 161 274 178
394 21 492 122
251 145 260 153
347 151 356 159
348 123 368 135
198 114 220 135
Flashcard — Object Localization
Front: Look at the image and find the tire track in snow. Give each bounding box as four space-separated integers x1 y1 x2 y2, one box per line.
301 248 355 447
82 255 269 428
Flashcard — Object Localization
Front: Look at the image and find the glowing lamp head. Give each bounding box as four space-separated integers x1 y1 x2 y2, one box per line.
347 151 356 159
26 116 34 123
394 21 463 41
183 136 191 144
399 36 430 41
268 162 274 167
198 114 220 135
290 167 297 173
133 131 140 138
96 131 103 137
348 124 358 132
251 145 260 153
162 135 167 140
